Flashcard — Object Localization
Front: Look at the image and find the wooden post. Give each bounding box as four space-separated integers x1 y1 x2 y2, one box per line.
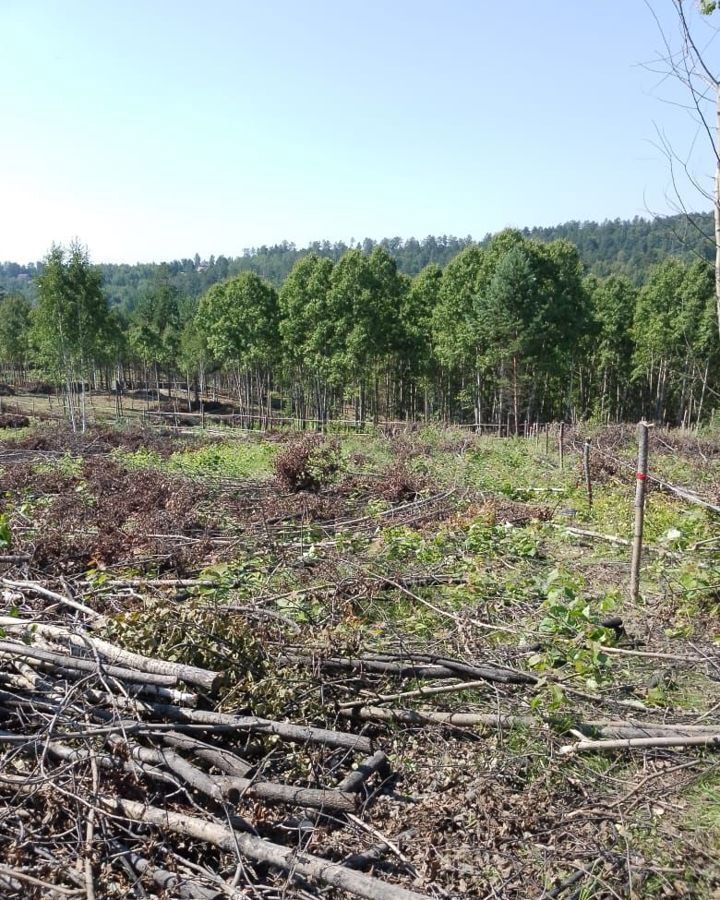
545 423 550 455
583 439 593 511
559 422 565 470
629 421 649 602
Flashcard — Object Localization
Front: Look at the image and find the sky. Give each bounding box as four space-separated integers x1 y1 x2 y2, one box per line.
1 0 717 264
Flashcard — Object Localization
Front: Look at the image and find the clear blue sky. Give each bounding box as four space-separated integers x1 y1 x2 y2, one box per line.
1 1 715 264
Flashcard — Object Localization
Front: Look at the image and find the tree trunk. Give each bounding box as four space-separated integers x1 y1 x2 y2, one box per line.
715 83 720 342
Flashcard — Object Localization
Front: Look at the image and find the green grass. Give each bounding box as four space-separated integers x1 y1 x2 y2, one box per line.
115 439 277 479
686 773 720 838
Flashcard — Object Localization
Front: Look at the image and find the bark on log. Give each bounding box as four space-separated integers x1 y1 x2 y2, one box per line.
111 844 219 899
0 618 221 692
108 736 225 803
101 797 430 900
338 751 392 793
220 775 357 813
339 679 490 709
560 734 720 754
339 708 720 741
115 701 374 752
0 640 179 686
160 731 252 776
277 652 535 685
340 707 533 728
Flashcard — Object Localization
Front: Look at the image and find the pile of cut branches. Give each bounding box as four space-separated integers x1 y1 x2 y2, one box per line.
0 600 430 899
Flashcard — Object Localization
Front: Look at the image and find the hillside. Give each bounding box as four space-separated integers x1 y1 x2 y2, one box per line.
0 211 714 307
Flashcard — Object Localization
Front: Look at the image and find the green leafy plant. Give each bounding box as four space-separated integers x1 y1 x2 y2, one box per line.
527 570 618 686
104 597 264 688
0 514 11 549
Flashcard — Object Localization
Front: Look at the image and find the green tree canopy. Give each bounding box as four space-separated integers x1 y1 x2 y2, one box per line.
0 293 32 370
197 271 279 371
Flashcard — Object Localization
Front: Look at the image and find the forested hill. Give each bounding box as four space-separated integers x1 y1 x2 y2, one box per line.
520 213 714 279
1 211 713 308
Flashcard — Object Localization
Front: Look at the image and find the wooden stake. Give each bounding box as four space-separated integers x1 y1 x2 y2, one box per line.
559 422 565 469
629 420 649 602
583 439 593 510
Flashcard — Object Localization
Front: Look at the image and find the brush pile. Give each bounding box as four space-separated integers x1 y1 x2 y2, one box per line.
0 585 430 900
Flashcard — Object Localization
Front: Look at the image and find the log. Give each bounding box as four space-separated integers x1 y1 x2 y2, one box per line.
588 720 720 739
115 701 374 752
339 679 490 709
160 731 252 776
109 734 358 812
340 708 720 741
102 797 430 900
343 829 417 873
338 751 392 793
0 640 180 686
340 706 533 728
221 775 357 813
559 734 720 754
108 735 225 803
0 619 221 692
110 844 219 900
278 652 535 685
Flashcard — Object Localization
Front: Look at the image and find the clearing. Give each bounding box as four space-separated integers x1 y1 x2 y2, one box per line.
0 421 719 899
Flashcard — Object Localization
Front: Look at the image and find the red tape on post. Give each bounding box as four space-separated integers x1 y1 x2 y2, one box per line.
636 472 647 481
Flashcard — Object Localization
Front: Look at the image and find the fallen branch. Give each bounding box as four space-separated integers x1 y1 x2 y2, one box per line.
559 734 720 754
0 618 221 692
338 751 392 793
110 843 218 900
101 796 429 900
340 706 533 728
0 579 104 621
0 639 180 686
113 700 374 752
339 679 491 709
339 706 720 741
278 651 536 685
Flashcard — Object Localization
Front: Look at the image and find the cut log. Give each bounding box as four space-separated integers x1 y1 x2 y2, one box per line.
0 618 221 692
338 751 392 793
0 640 179 686
160 731 252 776
113 701 374 752
277 652 535 685
220 775 357 813
340 706 533 728
101 797 430 900
559 734 720 754
111 844 219 900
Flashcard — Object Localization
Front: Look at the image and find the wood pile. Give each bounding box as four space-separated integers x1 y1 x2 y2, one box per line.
0 611 428 899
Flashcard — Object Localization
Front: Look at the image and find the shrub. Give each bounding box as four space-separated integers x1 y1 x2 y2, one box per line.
274 434 341 492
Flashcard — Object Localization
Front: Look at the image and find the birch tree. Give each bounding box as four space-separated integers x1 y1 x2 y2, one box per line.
33 242 110 431
649 1 720 337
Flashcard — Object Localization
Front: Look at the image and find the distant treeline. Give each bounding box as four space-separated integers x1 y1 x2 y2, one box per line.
0 221 717 431
0 212 714 309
